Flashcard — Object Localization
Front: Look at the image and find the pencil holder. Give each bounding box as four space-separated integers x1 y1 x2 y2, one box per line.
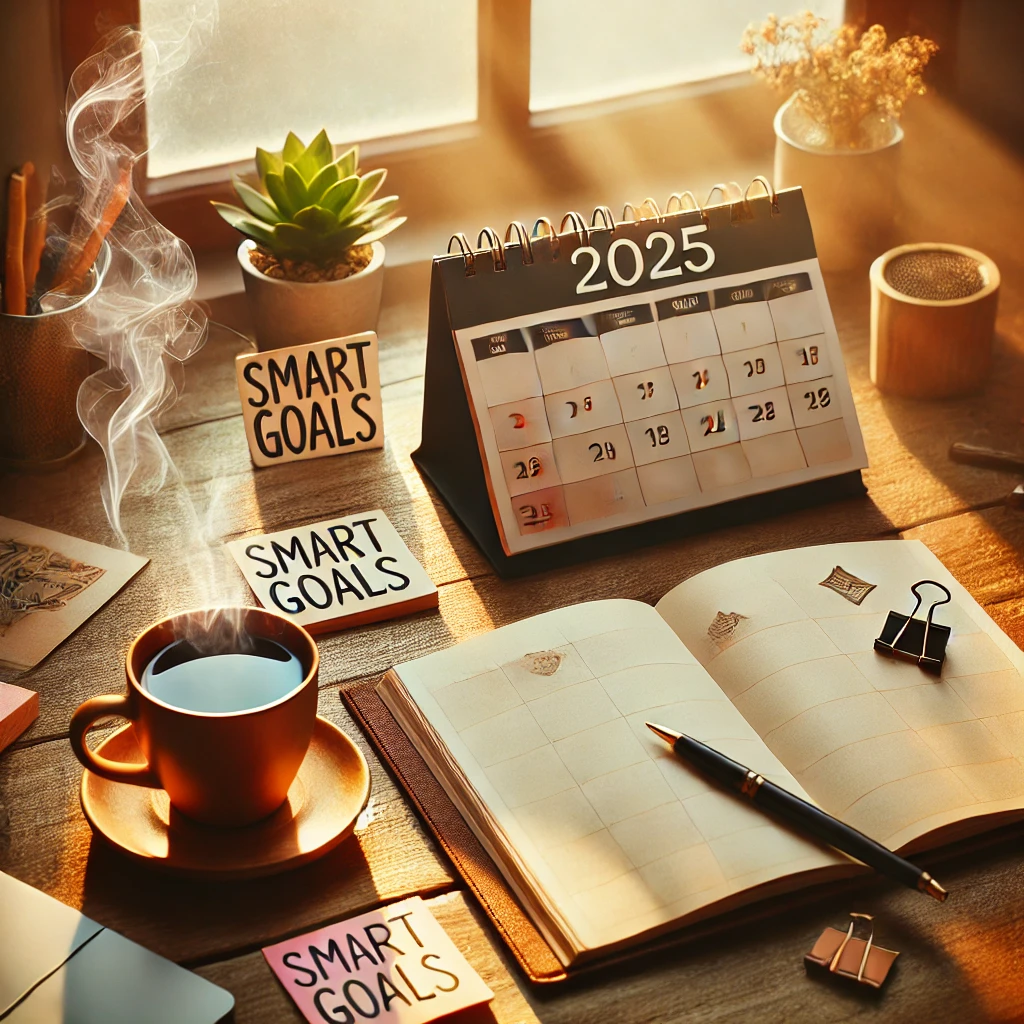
869 243 1000 399
0 243 109 468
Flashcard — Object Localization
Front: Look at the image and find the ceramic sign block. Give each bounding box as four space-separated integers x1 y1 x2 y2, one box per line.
227 511 438 633
235 331 384 468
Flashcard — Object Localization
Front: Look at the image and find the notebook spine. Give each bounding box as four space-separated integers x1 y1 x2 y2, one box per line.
445 175 780 274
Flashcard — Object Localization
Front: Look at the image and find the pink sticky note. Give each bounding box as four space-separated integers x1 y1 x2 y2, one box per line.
262 896 494 1024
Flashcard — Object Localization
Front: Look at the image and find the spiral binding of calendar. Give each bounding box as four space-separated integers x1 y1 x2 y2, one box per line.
446 176 780 276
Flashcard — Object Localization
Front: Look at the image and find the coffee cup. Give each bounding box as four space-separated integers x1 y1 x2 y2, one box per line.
69 606 319 827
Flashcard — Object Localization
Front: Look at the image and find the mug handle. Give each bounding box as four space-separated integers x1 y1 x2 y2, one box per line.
69 694 161 788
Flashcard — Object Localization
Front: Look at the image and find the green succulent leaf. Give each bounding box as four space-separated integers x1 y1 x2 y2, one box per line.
295 129 332 180
325 225 374 252
211 202 276 246
263 172 292 219
334 145 358 179
272 222 315 255
232 177 280 223
345 194 399 228
305 161 340 204
355 215 407 246
344 168 386 217
230 130 402 266
255 147 283 184
282 132 305 164
293 205 338 233
282 163 310 213
320 175 359 215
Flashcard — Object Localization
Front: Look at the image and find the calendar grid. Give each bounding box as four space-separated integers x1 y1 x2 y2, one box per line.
454 257 866 555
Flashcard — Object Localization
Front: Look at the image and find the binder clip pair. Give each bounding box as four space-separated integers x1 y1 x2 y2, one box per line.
874 580 951 676
805 913 899 990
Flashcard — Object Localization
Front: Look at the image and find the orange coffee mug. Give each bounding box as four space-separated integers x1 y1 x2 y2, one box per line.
69 607 319 826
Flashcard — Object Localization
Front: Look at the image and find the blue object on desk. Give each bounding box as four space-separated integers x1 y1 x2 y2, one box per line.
0 871 233 1023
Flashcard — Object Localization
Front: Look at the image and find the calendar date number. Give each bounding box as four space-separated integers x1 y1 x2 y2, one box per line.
804 387 831 410
514 456 542 479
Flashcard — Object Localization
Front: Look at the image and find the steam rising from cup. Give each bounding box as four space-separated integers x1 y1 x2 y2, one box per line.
61 7 217 547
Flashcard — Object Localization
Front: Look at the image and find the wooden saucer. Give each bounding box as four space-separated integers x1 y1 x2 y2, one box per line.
80 716 370 879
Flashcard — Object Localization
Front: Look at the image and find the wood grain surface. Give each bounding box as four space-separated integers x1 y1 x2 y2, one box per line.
2 94 1023 1022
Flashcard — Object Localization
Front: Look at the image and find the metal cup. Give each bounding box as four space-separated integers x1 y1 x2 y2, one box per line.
0 243 109 467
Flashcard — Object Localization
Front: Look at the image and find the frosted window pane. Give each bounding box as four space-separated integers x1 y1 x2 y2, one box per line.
141 0 477 178
530 0 845 112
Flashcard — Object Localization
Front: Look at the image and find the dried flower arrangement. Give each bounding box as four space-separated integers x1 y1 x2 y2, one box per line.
741 13 938 150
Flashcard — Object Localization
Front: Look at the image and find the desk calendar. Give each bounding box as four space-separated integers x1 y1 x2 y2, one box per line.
415 182 867 576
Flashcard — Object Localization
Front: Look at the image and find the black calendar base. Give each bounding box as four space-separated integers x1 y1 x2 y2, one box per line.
415 441 865 579
414 188 869 578
414 266 866 578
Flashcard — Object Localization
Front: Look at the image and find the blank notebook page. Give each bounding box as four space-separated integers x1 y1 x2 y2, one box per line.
389 599 839 953
656 540 1024 851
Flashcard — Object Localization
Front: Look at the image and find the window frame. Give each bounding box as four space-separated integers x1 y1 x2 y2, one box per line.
60 0 904 255
60 0 531 251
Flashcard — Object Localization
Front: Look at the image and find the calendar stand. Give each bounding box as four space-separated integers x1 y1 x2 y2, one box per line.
414 184 867 578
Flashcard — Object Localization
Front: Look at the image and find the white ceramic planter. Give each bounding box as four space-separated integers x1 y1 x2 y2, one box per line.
238 239 385 351
774 96 903 272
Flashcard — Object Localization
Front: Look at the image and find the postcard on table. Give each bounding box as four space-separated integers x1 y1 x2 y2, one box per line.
0 518 148 679
228 511 438 633
262 895 493 1024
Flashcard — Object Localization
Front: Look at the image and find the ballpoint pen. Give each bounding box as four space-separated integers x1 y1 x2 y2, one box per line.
646 721 948 902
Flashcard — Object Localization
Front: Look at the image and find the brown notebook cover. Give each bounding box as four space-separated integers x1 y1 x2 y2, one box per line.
343 679 568 983
344 677 1011 984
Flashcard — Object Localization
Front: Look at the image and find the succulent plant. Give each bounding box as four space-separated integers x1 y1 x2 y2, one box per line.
212 129 404 266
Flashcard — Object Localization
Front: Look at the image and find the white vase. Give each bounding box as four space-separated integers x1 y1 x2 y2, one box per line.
774 96 903 272
237 239 385 351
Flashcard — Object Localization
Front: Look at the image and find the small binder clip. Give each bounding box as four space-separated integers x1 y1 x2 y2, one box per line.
805 913 899 990
874 580 951 675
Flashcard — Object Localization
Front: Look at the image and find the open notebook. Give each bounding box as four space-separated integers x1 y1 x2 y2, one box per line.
379 540 1024 968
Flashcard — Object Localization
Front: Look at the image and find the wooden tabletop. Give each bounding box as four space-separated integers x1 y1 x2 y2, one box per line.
3 94 1024 1023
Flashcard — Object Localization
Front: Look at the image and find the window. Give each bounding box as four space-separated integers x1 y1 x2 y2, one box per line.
139 0 478 179
530 0 846 114
141 0 848 181
122 0 855 253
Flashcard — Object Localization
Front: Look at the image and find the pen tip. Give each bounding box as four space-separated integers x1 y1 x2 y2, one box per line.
646 722 682 745
919 873 948 902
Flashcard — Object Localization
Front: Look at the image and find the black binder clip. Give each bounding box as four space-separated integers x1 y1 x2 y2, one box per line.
874 580 951 676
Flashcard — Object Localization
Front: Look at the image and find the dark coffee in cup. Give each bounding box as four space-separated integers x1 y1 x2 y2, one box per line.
141 636 303 714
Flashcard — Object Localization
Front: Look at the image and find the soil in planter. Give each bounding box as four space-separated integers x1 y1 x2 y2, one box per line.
249 244 373 283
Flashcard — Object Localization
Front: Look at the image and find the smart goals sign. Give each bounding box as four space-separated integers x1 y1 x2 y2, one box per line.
235 331 384 468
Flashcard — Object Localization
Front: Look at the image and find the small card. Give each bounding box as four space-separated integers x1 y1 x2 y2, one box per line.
262 896 493 1024
0 682 38 753
0 518 148 679
235 331 384 468
227 511 437 633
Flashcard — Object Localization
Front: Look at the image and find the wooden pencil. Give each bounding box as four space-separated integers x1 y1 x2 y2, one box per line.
3 171 27 315
52 160 132 293
22 161 47 299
